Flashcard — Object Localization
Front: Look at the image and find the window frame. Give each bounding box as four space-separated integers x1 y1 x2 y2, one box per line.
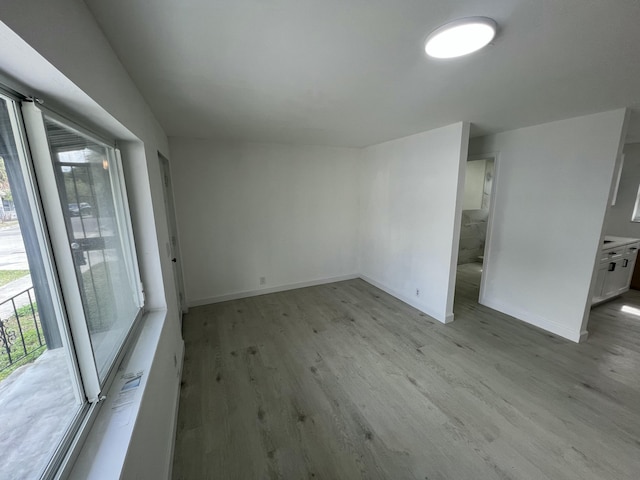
0 90 89 479
0 93 148 479
40 109 145 384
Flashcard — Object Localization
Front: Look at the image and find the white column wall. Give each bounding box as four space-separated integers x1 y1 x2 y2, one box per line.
469 109 628 342
359 123 470 323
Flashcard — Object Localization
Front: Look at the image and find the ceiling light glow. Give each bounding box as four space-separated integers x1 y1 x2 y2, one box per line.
425 17 497 59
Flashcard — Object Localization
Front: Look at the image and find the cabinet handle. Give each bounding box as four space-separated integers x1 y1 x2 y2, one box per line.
609 262 616 271
623 259 629 268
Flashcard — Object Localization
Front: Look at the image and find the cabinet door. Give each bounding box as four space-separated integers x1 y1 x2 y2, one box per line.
621 252 638 292
601 261 625 298
607 260 630 297
593 262 610 303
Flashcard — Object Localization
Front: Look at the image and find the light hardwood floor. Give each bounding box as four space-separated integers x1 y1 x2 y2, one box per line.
172 264 640 479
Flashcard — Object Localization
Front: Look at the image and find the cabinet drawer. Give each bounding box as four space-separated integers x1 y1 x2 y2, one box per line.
625 243 640 256
601 248 624 263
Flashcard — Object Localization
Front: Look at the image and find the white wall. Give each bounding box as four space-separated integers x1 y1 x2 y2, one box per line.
359 122 470 323
169 138 361 306
469 109 628 342
0 1 183 478
462 159 486 210
605 143 640 238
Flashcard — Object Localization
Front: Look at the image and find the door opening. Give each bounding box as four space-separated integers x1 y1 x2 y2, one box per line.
454 154 497 306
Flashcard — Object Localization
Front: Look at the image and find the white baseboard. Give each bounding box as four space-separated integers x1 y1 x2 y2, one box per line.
479 296 581 343
579 330 589 343
358 275 448 324
187 274 359 307
167 340 184 479
188 274 452 326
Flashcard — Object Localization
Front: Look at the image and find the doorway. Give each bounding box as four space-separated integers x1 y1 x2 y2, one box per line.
159 153 186 315
455 154 497 306
584 145 640 342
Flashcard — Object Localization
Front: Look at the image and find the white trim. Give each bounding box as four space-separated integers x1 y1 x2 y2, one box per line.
7 94 89 478
158 152 187 315
189 273 453 324
631 183 640 222
52 403 98 480
22 100 102 401
446 122 471 321
33 100 116 149
167 340 185 480
188 274 359 307
114 149 144 308
480 296 581 342
359 275 450 324
611 153 625 206
579 330 589 343
68 310 171 479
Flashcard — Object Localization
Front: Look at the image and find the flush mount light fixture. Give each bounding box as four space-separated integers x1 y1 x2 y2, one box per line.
425 17 497 59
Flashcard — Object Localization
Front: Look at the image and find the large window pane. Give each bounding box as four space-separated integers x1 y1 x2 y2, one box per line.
45 117 142 382
0 96 84 479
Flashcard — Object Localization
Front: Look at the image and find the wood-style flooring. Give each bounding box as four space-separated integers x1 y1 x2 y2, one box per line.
172 264 640 479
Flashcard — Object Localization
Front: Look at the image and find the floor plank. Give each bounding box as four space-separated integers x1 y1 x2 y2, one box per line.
173 264 640 479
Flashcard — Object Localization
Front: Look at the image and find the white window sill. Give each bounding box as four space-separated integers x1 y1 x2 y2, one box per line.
67 309 171 479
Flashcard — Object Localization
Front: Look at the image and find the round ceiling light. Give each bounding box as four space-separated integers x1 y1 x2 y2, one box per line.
425 17 497 59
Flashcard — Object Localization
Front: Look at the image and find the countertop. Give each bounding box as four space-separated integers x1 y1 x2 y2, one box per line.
603 235 640 250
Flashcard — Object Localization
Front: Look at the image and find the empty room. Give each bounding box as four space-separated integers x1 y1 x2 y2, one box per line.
0 1 639 479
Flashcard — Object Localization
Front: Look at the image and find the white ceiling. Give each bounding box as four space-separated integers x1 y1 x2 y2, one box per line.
84 0 640 147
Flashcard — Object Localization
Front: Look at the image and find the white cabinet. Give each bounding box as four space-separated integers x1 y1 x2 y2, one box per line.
623 246 638 286
592 240 639 304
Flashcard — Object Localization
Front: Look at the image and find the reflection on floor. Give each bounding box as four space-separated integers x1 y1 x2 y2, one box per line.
588 284 640 350
454 261 483 303
173 273 640 480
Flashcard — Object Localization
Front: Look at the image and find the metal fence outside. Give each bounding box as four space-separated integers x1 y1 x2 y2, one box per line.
0 286 45 373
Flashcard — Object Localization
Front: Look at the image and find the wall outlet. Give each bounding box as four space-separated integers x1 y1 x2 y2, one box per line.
416 289 420 297
260 276 266 285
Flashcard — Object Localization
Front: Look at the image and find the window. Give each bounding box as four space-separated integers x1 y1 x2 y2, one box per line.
44 116 143 382
0 95 143 478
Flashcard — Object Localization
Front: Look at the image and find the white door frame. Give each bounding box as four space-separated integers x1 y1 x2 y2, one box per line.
456 152 500 306
159 153 187 314
469 152 500 305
